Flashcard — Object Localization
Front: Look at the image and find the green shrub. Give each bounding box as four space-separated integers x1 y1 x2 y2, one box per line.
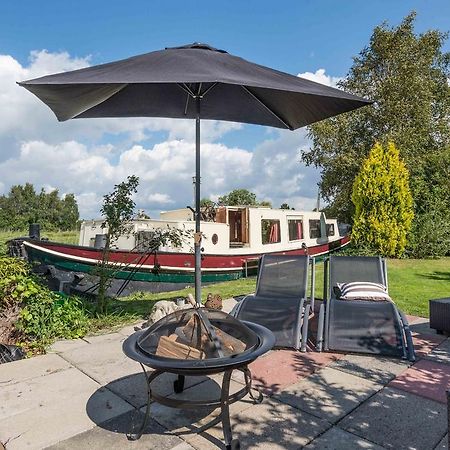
0 256 89 352
351 142 414 257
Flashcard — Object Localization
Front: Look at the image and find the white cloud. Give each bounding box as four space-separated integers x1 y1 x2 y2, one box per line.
147 193 175 205
0 49 337 219
297 68 342 88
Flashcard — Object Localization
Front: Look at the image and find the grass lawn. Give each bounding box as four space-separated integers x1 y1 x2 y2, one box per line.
312 257 450 317
113 256 449 321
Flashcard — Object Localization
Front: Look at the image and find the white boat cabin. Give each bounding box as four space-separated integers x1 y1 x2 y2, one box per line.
79 206 342 255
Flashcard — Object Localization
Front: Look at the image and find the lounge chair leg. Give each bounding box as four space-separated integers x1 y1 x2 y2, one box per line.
316 303 325 352
300 304 310 352
399 311 416 362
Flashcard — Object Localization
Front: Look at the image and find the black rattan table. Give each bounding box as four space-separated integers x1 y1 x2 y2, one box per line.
430 298 450 334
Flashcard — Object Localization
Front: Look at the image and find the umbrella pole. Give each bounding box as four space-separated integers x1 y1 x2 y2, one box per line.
194 97 202 306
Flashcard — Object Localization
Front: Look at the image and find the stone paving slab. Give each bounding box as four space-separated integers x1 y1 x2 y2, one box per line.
413 332 447 357
187 397 331 450
408 318 437 337
61 335 142 385
0 367 133 449
340 387 447 449
0 353 71 386
424 339 450 365
45 410 191 450
329 353 410 385
48 338 90 353
303 426 386 449
274 366 382 423
248 348 342 395
389 359 450 404
107 372 212 409
82 332 125 345
147 377 254 436
117 321 145 337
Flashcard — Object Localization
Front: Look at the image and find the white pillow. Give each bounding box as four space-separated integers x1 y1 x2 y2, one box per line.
336 281 391 302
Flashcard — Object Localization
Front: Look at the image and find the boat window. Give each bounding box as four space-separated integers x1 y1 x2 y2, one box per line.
309 220 321 239
261 219 281 244
326 224 335 236
288 219 303 241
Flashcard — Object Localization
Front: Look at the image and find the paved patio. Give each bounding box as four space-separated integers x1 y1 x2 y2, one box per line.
1 299 449 449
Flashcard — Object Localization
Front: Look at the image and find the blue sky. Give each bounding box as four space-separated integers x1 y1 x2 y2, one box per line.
0 1 449 218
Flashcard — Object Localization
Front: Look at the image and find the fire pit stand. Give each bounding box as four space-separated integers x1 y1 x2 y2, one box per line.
122 315 275 450
129 364 262 449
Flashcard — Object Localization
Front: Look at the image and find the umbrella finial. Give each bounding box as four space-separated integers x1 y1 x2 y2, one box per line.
167 43 227 53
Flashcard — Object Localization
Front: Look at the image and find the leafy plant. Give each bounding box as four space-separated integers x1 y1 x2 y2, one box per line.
351 142 414 257
0 256 89 352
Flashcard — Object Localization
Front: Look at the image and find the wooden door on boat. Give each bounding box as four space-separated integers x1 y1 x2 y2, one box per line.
228 208 249 247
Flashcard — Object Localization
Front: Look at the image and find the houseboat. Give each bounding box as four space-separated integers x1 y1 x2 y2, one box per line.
18 206 349 285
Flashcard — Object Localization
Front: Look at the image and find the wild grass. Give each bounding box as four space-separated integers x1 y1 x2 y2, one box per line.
0 229 79 254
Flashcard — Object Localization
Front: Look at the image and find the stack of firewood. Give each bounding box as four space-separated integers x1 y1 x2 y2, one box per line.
156 315 246 360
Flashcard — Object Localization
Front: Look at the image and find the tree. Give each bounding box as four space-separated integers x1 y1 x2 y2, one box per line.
218 189 258 206
280 203 294 210
0 184 79 231
95 176 192 313
96 176 139 313
302 13 450 255
351 142 414 257
218 189 271 207
200 198 215 208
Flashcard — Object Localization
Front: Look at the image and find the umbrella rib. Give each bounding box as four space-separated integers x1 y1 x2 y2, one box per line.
241 86 293 130
201 82 218 98
177 83 196 98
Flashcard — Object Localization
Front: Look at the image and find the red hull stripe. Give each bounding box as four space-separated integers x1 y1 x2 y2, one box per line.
23 236 350 270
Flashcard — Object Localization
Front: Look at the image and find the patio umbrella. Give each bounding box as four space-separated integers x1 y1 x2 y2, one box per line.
18 42 371 306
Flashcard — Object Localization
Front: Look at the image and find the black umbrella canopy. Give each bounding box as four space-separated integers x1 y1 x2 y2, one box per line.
18 43 371 306
18 43 370 128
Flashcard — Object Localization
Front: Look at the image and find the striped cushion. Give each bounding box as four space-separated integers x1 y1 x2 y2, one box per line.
336 282 391 301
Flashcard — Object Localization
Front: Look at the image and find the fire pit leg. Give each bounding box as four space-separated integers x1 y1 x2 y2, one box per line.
221 369 240 450
127 365 163 441
174 374 185 393
242 367 263 404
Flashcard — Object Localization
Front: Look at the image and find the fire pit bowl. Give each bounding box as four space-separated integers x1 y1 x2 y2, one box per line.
122 307 275 449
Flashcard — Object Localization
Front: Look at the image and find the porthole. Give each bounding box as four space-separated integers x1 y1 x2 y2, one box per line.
212 233 218 245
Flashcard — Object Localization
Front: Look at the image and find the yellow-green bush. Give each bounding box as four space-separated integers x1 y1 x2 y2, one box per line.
351 142 414 257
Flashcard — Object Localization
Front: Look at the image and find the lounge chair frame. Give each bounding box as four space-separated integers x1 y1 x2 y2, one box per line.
317 255 415 361
232 254 314 352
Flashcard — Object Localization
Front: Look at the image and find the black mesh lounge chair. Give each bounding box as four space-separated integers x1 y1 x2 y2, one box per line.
232 254 313 351
316 255 415 361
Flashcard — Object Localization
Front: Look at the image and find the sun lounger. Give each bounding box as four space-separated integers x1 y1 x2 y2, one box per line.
232 254 313 351
316 255 415 361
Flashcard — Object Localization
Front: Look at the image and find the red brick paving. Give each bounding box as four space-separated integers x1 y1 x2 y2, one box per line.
405 315 425 324
389 359 450 404
248 349 342 395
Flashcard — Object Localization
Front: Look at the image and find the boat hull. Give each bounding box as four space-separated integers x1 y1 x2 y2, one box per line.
21 236 350 284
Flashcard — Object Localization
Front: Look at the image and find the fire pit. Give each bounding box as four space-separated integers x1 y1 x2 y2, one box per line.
122 306 275 449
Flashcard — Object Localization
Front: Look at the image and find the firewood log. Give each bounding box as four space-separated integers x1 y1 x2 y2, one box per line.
182 316 246 355
156 335 205 359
